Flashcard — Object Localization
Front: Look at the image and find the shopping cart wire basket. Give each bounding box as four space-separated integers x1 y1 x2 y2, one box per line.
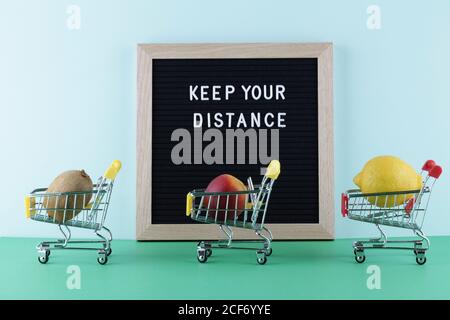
25 160 122 265
186 160 280 265
341 160 442 265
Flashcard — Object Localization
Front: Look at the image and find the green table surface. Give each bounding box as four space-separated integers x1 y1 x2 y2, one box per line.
1 236 449 300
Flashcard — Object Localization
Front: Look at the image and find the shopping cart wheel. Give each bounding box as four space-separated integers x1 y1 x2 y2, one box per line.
256 251 267 265
257 255 267 265
205 248 212 258
106 248 112 256
265 248 273 256
46 250 51 257
197 250 208 263
97 256 108 265
38 255 49 264
354 250 366 263
416 256 427 265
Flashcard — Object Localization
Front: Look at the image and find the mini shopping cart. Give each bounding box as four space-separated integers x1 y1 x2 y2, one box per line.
25 160 121 265
186 160 280 265
341 160 442 265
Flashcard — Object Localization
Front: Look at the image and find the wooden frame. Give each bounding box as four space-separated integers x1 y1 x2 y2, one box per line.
137 43 333 240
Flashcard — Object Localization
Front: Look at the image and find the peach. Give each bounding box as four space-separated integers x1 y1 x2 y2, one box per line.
204 174 247 221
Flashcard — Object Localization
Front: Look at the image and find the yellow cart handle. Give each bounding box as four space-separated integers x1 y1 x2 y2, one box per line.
25 196 36 218
265 160 281 180
104 160 122 180
186 192 194 216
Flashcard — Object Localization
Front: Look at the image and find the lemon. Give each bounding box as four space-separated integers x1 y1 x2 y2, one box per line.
353 156 422 207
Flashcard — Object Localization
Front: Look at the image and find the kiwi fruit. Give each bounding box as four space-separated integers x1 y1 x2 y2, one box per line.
43 170 94 223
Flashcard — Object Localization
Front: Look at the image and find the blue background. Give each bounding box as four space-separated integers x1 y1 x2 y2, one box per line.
1 0 449 239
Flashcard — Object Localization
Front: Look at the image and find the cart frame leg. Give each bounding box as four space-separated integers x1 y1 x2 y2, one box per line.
256 227 272 252
36 225 114 264
351 224 430 265
371 224 387 246
414 229 430 250
220 224 234 247
196 225 274 264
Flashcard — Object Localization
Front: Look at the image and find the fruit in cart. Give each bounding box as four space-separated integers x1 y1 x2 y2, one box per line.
353 156 422 207
204 174 247 220
43 170 93 222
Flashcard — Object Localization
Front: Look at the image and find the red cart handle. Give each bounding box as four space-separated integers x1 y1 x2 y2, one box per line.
429 165 443 179
422 160 442 179
341 193 349 217
422 160 436 172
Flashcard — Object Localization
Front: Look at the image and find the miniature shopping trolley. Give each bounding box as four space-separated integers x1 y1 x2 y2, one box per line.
341 160 442 265
186 160 280 265
25 160 121 265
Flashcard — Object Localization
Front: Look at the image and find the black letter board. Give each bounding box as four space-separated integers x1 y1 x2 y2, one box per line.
152 58 318 224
